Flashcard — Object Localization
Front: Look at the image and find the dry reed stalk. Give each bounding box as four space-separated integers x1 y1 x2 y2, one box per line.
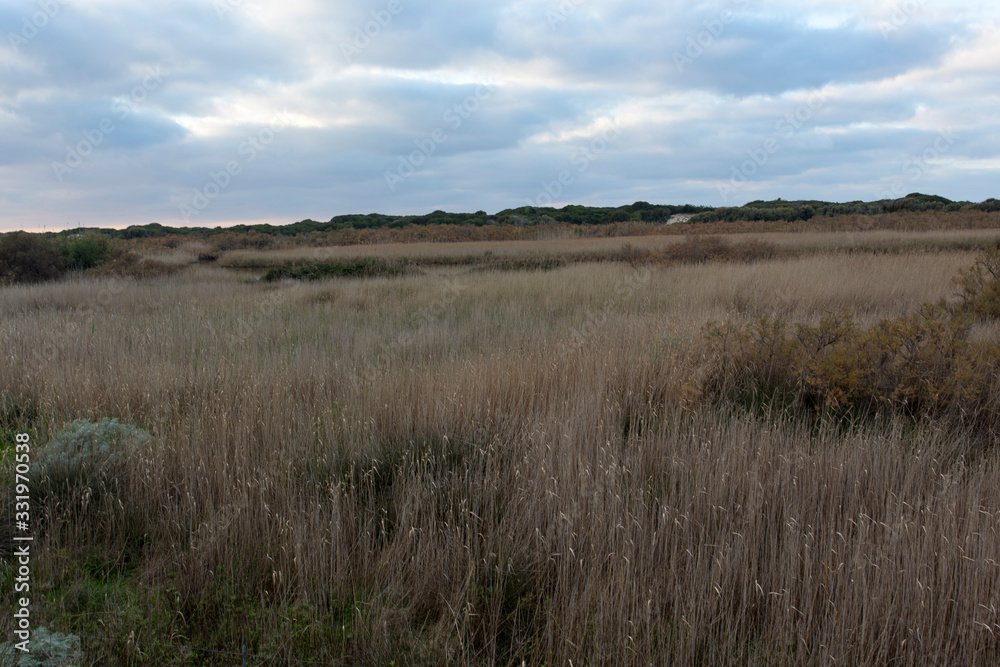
1 248 998 664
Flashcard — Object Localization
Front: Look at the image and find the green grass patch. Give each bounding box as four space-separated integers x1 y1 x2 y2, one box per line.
263 258 410 281
469 256 567 273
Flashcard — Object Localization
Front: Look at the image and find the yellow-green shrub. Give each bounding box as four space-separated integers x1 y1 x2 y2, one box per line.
802 304 972 417
953 245 1000 319
701 301 1000 437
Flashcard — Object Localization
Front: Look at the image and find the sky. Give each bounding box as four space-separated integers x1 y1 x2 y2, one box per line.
2 0 999 231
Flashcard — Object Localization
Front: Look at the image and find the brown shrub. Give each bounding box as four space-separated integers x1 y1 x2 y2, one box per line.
702 315 801 407
0 231 66 284
952 245 1000 319
650 235 782 265
86 242 180 279
702 301 1000 437
802 304 972 416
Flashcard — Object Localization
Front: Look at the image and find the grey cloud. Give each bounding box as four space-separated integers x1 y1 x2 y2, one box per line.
0 0 996 229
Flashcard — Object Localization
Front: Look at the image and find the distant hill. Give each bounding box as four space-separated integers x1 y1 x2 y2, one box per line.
690 193 1000 224
36 193 1000 240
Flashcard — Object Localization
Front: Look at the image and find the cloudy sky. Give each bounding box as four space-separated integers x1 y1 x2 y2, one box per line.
2 0 999 231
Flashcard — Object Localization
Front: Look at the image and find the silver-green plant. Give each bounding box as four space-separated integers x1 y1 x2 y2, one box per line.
0 627 83 666
30 417 152 501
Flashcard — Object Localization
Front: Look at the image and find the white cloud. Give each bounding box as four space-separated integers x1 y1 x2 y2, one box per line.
0 0 996 230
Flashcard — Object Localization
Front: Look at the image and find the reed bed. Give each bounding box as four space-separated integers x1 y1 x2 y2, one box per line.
214 228 1000 270
1 249 999 664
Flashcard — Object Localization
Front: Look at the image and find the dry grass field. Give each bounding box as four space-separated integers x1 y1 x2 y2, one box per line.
215 228 1000 269
3 228 1000 664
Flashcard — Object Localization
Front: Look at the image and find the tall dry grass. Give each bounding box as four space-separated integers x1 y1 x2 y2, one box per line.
1 250 999 664
213 227 1000 270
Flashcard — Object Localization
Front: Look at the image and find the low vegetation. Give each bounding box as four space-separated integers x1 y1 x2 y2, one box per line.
953 244 1000 319
262 258 410 282
2 217 1000 664
0 230 179 285
29 418 153 507
8 193 999 260
0 232 65 285
624 236 783 266
703 304 1000 433
0 626 83 665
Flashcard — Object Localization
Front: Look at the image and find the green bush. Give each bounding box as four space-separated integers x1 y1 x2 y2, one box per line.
63 233 111 270
0 232 66 284
30 418 153 504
